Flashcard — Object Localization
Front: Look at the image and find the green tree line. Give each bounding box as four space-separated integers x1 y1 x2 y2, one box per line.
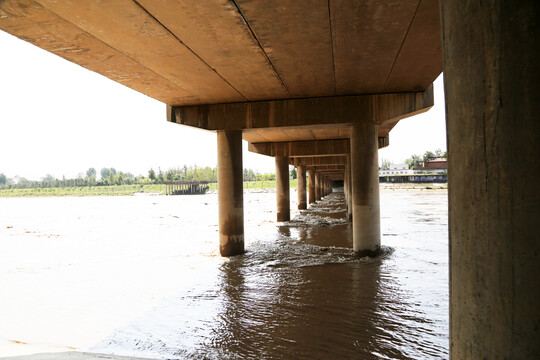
0 165 284 190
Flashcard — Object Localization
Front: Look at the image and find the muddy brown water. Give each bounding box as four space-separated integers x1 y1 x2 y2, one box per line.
0 188 448 359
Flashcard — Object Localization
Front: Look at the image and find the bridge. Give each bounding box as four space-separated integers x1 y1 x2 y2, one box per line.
0 0 537 358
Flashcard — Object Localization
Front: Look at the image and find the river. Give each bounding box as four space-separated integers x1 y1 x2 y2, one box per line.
0 187 449 359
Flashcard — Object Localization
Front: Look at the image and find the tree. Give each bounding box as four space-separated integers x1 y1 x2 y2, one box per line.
434 149 443 158
148 168 156 181
42 174 55 182
0 173 6 185
100 168 111 180
117 172 124 185
380 159 391 170
290 167 297 179
157 168 165 183
423 151 436 163
86 168 97 178
405 154 423 168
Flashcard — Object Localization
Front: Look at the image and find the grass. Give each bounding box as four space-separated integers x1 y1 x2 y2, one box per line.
0 180 299 198
0 184 164 198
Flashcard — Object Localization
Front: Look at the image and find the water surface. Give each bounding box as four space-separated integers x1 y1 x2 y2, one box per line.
0 188 448 359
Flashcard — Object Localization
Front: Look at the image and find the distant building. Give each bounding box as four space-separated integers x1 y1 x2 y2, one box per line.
379 158 447 182
413 158 447 170
390 163 409 170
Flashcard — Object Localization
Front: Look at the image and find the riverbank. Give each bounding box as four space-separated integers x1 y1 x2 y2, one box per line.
0 180 445 198
0 180 299 198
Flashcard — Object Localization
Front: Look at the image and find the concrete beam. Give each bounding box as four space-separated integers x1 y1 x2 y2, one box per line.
249 137 388 158
168 89 433 131
308 165 345 171
290 156 347 166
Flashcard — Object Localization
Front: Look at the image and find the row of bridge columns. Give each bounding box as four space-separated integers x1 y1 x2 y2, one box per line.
175 2 540 357
217 123 381 258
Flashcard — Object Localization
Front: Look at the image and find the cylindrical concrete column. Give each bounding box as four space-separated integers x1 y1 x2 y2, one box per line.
315 173 320 201
297 165 307 210
308 169 315 204
275 156 290 222
217 130 244 257
351 122 380 256
347 154 352 220
441 1 539 358
324 177 328 196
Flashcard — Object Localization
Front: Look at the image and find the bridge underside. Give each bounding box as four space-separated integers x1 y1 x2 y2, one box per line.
0 0 537 358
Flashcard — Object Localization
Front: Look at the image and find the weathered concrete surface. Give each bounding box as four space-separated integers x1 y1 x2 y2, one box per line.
0 1 441 105
0 352 151 360
297 165 307 210
168 89 433 132
290 156 346 166
308 169 315 204
275 155 290 221
350 122 380 255
441 0 540 358
217 130 244 256
248 135 392 158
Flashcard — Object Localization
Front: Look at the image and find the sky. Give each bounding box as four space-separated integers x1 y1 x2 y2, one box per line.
0 30 447 181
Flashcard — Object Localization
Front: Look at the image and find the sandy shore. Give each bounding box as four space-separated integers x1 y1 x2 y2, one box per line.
0 352 153 360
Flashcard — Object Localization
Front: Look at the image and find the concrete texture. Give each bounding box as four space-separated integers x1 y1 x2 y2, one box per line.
297 165 307 210
275 156 290 222
217 130 245 256
308 170 315 205
441 0 540 358
0 1 441 106
350 122 380 255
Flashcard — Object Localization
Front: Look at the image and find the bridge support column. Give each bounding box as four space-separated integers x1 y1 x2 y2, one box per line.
297 165 307 210
441 1 539 358
308 169 315 204
346 155 352 220
276 155 290 222
217 130 244 257
315 173 321 201
351 122 380 256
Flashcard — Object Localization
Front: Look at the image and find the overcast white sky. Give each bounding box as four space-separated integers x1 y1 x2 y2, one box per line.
0 30 446 181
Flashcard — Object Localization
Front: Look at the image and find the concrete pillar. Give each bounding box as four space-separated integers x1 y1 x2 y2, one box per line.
308 169 315 204
347 155 352 220
441 1 539 358
345 155 352 220
217 130 244 256
350 122 380 256
297 165 307 210
343 166 348 205
315 173 321 201
275 156 290 222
